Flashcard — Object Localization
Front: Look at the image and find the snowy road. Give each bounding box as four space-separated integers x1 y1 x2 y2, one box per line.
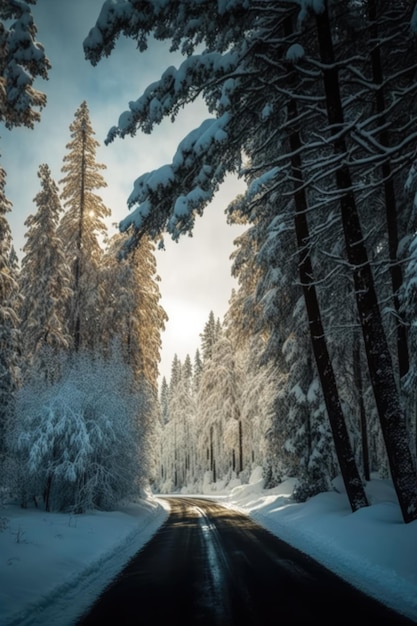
77 497 413 625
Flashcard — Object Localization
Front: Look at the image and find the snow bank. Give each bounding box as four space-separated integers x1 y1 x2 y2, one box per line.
0 496 168 626
223 471 417 622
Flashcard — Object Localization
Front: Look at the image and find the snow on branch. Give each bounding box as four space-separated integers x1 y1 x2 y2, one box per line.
0 0 50 128
246 167 281 203
119 113 236 245
105 50 240 141
84 0 251 64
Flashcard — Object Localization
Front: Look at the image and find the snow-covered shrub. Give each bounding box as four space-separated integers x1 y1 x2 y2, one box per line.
10 349 148 512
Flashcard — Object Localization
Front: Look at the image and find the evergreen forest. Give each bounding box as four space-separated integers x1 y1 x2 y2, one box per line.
2 0 417 526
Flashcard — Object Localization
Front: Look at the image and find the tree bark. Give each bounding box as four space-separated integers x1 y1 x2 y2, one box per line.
367 0 409 379
74 125 87 352
286 79 368 511
353 328 370 481
315 1 417 522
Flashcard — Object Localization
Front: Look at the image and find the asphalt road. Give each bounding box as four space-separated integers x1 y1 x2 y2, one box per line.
77 497 414 625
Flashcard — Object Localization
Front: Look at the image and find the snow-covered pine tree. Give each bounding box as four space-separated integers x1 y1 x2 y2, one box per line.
182 354 192 393
169 354 182 395
166 358 196 490
85 0 417 521
192 349 203 396
0 166 20 458
200 310 221 363
159 376 169 425
59 101 111 353
159 354 197 491
20 164 71 381
100 232 167 390
0 0 50 128
197 332 244 484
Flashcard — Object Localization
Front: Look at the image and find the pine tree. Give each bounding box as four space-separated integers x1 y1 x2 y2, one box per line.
200 311 221 362
182 354 192 394
159 376 169 425
101 232 167 389
0 166 19 456
167 361 196 489
169 354 182 394
197 333 243 482
20 164 71 380
59 101 111 352
193 349 203 396
313 0 417 522
0 0 50 128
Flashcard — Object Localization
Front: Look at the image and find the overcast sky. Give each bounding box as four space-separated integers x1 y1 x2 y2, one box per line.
1 0 246 382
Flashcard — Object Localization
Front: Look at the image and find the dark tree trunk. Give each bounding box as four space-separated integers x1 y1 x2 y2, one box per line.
315 2 417 523
73 126 87 352
44 474 53 513
353 329 370 481
368 0 409 379
286 74 368 511
238 419 243 474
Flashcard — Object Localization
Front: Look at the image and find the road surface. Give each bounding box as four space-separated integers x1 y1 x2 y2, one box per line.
77 497 414 625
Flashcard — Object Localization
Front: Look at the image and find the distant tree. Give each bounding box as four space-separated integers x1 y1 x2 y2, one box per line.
200 311 221 362
0 0 50 128
20 164 71 380
59 101 110 352
182 354 192 393
158 354 198 491
197 334 243 482
192 349 203 396
167 364 196 489
127 237 167 389
169 354 182 394
159 376 169 425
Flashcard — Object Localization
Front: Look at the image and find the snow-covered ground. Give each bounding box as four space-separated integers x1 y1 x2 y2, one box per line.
1 474 416 625
0 493 169 626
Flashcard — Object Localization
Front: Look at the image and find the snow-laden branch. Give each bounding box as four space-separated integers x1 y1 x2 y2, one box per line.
0 0 50 127
84 0 252 64
106 50 242 141
119 112 240 247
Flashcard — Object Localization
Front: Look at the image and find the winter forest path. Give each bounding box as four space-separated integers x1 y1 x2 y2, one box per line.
77 497 413 625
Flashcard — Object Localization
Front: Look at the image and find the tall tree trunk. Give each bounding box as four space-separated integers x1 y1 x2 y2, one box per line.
238 419 243 474
315 2 417 522
286 74 368 511
368 0 409 379
353 328 370 481
74 126 87 352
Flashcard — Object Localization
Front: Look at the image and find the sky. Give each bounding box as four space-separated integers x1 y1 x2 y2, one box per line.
1 476 416 625
1 0 246 382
